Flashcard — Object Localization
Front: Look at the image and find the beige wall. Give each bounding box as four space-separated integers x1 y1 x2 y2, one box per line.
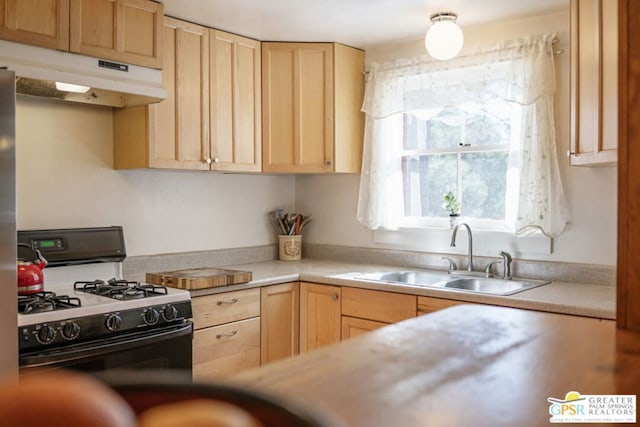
16 97 295 256
295 10 618 266
14 9 617 265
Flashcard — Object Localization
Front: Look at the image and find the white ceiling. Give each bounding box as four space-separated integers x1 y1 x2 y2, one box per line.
160 0 568 49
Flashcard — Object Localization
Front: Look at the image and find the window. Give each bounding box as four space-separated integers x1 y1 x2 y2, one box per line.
401 101 518 227
358 34 568 237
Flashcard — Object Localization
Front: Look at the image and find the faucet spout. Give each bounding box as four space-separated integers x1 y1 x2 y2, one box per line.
450 223 474 271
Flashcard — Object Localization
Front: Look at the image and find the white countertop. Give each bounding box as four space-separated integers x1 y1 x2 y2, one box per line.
182 259 616 320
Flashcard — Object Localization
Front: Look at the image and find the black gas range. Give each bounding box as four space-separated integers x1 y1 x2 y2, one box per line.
17 227 193 375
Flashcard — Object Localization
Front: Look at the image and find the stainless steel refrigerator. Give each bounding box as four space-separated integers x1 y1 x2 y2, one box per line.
0 68 17 377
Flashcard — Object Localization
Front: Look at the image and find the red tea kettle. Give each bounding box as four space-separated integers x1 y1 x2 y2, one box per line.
17 243 47 295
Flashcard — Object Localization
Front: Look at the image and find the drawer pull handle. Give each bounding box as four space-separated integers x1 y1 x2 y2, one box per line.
216 330 237 339
216 298 238 305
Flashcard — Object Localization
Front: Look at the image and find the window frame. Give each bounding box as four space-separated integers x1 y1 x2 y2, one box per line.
397 100 521 231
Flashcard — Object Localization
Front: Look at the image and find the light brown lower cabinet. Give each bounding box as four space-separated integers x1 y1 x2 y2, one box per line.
261 282 300 364
191 282 476 379
341 316 387 340
192 288 260 330
299 282 341 352
417 295 467 316
193 317 260 380
341 287 417 323
191 288 261 381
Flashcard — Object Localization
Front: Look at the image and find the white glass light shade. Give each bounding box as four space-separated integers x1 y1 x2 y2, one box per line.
55 81 91 93
425 15 464 61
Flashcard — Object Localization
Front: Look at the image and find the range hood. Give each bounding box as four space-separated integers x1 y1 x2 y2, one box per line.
0 40 165 108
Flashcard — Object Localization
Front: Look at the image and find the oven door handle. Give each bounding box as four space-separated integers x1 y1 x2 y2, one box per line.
20 322 193 368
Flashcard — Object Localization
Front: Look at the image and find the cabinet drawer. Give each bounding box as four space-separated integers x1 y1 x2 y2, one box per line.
192 288 260 330
417 296 466 315
193 317 260 381
341 287 416 324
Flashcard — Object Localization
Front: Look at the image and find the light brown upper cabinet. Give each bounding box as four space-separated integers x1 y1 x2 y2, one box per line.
262 42 365 173
114 21 263 172
0 0 162 68
69 0 163 69
209 30 262 172
114 16 209 170
570 0 618 166
0 0 70 50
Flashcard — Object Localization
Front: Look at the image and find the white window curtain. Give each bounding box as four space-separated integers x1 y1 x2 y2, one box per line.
357 33 569 237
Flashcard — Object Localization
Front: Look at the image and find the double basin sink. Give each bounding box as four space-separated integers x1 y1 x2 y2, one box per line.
351 270 550 296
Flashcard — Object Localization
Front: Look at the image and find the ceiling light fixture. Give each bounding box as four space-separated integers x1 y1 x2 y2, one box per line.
55 81 91 93
425 12 464 61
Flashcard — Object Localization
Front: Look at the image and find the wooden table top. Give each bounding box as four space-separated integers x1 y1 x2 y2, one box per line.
230 305 640 427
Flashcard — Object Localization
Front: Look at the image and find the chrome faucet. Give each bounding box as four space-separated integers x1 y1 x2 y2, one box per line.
450 223 474 271
499 250 513 280
441 256 458 272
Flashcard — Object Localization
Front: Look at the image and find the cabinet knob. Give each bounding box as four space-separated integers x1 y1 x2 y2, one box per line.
326 160 333 166
332 293 339 301
204 157 212 164
566 150 572 157
213 157 219 164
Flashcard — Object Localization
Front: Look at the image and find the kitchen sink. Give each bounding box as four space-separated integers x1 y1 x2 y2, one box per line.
351 270 549 296
355 270 451 286
442 277 549 296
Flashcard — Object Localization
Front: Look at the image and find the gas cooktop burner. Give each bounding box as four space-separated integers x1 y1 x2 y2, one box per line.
73 278 168 300
18 291 81 314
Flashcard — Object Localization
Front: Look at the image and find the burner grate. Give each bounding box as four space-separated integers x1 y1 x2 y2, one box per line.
73 278 168 300
18 291 81 314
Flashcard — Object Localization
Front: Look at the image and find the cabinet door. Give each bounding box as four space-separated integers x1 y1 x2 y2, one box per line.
341 287 416 324
260 282 299 364
210 30 262 172
0 0 69 50
570 0 617 166
341 316 387 340
69 0 162 68
299 282 341 352
417 296 466 316
193 317 260 381
113 16 210 170
262 42 334 173
333 44 365 173
148 16 209 169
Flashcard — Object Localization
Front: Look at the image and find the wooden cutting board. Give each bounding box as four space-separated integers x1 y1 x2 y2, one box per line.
146 267 252 290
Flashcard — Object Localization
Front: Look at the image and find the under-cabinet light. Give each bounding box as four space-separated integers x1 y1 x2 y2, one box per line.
55 81 91 93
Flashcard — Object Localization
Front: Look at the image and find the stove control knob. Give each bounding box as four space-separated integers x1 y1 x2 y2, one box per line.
163 305 178 322
36 324 56 344
105 313 122 332
143 308 160 325
61 321 81 340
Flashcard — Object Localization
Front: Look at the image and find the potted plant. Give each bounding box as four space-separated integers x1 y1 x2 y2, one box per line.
442 191 461 227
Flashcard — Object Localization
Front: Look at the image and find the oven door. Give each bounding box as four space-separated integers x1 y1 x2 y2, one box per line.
19 321 193 376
